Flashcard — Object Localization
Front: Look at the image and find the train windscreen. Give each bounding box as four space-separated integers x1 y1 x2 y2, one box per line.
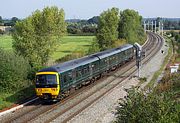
36 74 57 88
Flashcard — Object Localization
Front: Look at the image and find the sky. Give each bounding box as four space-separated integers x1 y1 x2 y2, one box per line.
0 0 180 19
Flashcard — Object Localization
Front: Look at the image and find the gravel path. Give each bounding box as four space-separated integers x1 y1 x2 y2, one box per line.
67 35 169 123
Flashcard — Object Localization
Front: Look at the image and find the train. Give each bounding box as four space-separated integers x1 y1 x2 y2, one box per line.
35 44 135 101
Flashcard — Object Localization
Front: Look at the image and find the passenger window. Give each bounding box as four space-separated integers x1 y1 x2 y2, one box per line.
76 70 78 77
64 75 67 83
81 68 84 75
87 66 90 72
84 67 87 74
78 70 82 77
91 64 95 71
68 72 72 81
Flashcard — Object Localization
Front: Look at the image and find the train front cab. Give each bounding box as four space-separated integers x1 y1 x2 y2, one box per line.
35 72 60 100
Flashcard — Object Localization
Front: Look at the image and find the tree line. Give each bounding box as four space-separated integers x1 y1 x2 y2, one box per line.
96 8 145 51
67 16 98 35
0 15 98 35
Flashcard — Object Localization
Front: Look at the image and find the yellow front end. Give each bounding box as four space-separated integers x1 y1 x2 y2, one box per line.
35 72 60 100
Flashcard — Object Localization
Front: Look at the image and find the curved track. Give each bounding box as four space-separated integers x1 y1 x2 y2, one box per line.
0 32 164 123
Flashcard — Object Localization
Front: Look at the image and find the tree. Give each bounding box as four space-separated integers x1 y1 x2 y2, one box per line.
0 16 3 25
97 8 119 51
88 16 99 24
82 26 97 34
12 6 66 68
118 9 145 44
0 49 30 92
11 17 19 26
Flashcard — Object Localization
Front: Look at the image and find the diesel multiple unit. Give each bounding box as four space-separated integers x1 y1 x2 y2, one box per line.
35 44 135 100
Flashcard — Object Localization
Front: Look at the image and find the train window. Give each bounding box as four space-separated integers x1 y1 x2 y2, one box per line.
103 59 105 64
91 64 95 71
68 72 73 81
84 68 87 74
78 70 82 77
84 66 89 74
76 70 79 77
63 75 67 83
87 66 90 72
72 70 76 78
81 68 84 75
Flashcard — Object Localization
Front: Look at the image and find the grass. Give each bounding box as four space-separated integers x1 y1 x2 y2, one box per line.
0 35 94 61
51 36 94 61
175 57 180 62
0 86 35 110
0 35 13 50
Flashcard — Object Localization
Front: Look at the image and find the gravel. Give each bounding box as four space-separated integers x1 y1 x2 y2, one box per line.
67 35 169 123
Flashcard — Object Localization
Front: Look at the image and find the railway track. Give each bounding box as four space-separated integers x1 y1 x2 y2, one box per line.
0 32 164 123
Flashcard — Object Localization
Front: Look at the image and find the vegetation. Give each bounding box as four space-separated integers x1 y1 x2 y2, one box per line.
66 16 98 35
166 31 180 63
119 9 145 44
0 35 94 62
0 16 3 25
97 7 119 50
12 6 66 69
96 8 145 51
0 49 31 92
53 36 94 62
115 83 180 123
164 19 180 30
0 35 12 50
0 85 35 110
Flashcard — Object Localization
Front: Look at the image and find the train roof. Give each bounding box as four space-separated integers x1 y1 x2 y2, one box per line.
38 55 99 73
38 44 134 73
93 44 133 59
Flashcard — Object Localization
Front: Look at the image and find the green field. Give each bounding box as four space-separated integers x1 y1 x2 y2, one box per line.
0 35 94 61
52 36 94 60
0 35 13 50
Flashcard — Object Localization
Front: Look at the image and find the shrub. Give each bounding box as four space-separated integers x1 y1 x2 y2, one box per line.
88 39 100 55
55 50 86 63
115 87 179 123
0 49 31 92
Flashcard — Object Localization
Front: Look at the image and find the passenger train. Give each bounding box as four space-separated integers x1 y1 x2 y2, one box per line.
35 44 135 100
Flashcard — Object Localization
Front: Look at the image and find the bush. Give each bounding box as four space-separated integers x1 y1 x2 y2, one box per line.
87 39 100 55
0 49 31 92
115 87 179 123
55 50 86 63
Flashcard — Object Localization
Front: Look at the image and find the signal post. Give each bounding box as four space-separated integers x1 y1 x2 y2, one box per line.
134 43 142 78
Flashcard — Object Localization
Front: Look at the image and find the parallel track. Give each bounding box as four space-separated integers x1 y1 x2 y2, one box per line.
45 32 163 123
0 32 164 123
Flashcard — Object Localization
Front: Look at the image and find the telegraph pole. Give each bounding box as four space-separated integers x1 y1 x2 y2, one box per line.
152 21 154 32
155 21 156 33
161 23 163 36
144 21 146 32
159 22 161 34
134 43 142 78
